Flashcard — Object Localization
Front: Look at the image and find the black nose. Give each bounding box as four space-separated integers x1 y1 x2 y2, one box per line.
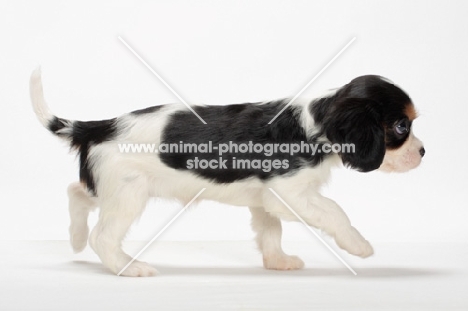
419 147 425 157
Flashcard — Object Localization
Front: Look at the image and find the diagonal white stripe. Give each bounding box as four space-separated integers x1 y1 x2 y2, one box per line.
268 37 356 124
268 188 357 276
117 188 206 276
118 36 207 125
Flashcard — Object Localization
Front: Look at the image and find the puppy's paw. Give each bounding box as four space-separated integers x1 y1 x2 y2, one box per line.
69 224 89 253
336 226 374 258
263 254 305 270
349 238 374 258
118 261 159 277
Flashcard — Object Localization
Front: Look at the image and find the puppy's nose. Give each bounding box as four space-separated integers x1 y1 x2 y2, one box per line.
419 147 425 157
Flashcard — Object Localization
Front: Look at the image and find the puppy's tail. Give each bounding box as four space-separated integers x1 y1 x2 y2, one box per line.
30 67 74 141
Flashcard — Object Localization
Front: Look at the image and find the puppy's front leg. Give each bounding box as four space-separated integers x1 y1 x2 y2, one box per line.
249 207 304 270
304 194 374 258
266 190 373 258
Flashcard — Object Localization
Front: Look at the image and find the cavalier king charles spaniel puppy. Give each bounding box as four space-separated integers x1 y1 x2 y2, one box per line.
30 69 424 276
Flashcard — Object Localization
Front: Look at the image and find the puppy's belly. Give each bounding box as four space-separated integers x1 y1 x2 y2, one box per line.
149 168 264 207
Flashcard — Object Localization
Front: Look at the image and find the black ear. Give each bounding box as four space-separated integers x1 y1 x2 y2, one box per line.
324 98 385 172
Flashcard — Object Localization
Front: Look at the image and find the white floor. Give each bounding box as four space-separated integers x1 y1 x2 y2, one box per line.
1 240 467 310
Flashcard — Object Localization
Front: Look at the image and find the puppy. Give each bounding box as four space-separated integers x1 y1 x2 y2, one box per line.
30 69 424 276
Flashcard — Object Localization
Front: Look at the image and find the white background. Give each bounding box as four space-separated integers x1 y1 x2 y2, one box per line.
1 0 467 244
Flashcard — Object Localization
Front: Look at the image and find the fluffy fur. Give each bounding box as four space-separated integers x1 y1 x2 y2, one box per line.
30 68 424 276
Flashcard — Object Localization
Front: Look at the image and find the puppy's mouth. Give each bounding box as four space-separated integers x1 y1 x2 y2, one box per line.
379 147 424 173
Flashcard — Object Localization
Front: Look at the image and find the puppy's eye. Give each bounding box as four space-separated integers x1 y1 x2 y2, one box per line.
394 119 410 136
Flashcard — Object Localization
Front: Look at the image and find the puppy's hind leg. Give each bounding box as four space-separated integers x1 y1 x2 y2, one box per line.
249 207 304 270
89 177 157 277
68 182 98 253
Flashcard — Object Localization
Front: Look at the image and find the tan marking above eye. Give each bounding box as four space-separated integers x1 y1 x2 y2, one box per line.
405 103 418 121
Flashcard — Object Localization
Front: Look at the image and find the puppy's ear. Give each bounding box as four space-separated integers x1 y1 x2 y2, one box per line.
325 98 385 172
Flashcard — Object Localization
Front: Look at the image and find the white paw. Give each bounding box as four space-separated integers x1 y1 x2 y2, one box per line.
263 254 305 270
117 260 159 277
69 224 89 253
335 226 374 258
348 238 374 258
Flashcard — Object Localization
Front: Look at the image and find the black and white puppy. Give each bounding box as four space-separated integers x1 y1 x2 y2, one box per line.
30 69 424 276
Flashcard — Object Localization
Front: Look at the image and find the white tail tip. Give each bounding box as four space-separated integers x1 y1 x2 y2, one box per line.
30 67 53 128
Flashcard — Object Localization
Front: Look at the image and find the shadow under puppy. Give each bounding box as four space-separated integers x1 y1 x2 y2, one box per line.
30 69 424 276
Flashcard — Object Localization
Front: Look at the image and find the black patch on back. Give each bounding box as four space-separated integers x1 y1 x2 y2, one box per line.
131 105 164 115
71 119 118 194
160 100 328 183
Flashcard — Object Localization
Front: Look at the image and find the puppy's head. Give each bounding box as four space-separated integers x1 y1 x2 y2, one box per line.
319 75 424 173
